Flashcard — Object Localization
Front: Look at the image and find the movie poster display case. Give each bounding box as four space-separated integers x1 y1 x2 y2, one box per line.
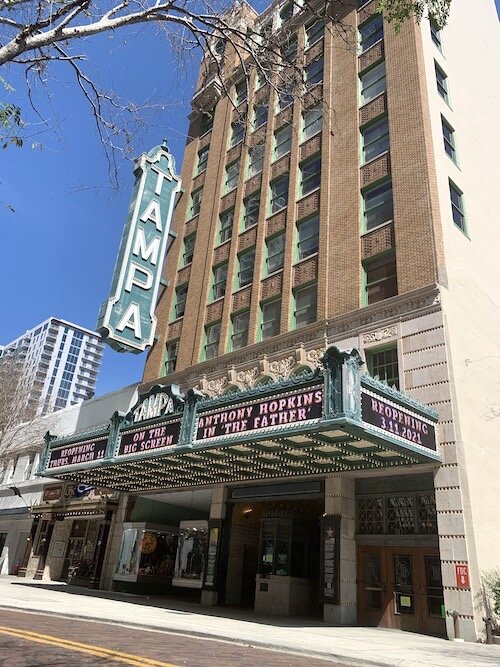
114 522 178 584
172 520 208 589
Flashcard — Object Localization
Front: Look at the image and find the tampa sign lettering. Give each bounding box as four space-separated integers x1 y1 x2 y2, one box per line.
197 388 323 440
98 143 181 353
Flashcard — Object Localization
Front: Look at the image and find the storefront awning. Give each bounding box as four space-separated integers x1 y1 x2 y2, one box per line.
38 348 441 492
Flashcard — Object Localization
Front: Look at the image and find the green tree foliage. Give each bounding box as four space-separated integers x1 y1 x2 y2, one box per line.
377 0 452 31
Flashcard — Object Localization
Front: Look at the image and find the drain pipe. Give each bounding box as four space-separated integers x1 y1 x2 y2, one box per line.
483 616 494 645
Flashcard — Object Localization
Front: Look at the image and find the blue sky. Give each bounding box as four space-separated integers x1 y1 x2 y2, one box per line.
1 1 499 398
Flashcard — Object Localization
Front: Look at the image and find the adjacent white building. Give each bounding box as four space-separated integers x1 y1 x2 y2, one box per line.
0 317 104 416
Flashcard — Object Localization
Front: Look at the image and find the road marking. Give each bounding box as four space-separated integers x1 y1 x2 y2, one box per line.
0 625 180 667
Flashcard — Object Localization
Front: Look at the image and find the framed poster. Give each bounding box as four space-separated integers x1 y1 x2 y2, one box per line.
320 514 341 604
51 540 66 559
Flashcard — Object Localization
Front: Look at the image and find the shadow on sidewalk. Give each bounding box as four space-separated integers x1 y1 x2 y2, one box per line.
8 580 335 629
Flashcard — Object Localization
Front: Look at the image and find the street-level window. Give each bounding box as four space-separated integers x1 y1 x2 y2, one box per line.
449 181 466 232
231 310 250 350
300 155 321 195
266 233 285 274
297 214 319 259
361 116 389 164
189 188 202 218
441 117 457 162
196 146 209 174
366 345 399 389
359 14 383 53
302 106 322 141
305 19 324 48
238 249 255 287
212 263 228 300
360 61 386 104
204 322 221 360
362 180 393 231
174 283 188 318
225 161 240 193
243 192 260 228
261 299 281 339
165 340 179 375
274 125 292 160
248 143 265 177
294 283 317 328
270 175 289 214
183 234 196 266
219 209 234 244
435 62 449 103
364 253 397 304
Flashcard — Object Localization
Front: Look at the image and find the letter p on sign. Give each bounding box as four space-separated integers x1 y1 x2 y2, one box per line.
455 564 469 588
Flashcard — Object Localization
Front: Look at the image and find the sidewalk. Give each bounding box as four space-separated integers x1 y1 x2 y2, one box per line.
0 576 498 667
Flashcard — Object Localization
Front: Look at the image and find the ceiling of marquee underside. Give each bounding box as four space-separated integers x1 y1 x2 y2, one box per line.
51 429 439 493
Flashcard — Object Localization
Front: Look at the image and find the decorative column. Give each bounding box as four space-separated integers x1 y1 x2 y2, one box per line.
323 475 357 625
201 484 227 606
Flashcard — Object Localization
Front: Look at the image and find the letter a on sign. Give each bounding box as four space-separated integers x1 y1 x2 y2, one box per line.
97 142 181 353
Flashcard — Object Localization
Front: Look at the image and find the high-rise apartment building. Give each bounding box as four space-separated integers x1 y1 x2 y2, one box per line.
38 0 499 642
0 318 104 416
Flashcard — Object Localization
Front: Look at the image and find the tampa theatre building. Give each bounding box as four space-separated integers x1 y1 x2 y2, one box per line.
39 0 500 643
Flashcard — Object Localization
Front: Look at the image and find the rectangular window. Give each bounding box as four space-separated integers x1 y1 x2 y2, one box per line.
305 56 324 86
359 14 383 53
266 233 285 274
363 180 393 231
243 192 260 228
238 249 255 287
279 1 294 25
197 146 209 173
174 283 188 318
274 125 292 160
253 103 268 129
190 188 202 218
235 80 247 106
261 299 281 339
305 19 324 48
361 116 389 163
183 234 196 266
225 161 239 192
270 175 289 214
360 61 386 104
441 117 456 162
204 322 221 360
300 155 321 195
294 284 317 328
282 36 298 63
219 209 234 244
366 346 399 389
200 110 214 135
277 82 294 112
449 181 466 232
435 62 449 103
212 263 228 300
297 214 319 259
430 18 442 50
165 340 179 375
248 143 265 177
302 106 323 141
230 120 244 147
364 254 397 304
231 311 250 350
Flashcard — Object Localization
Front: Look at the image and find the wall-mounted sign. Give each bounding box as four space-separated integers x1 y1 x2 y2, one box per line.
128 385 184 424
361 389 436 451
320 514 340 604
97 143 181 353
117 420 181 457
455 564 470 588
47 438 108 469
196 386 323 441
